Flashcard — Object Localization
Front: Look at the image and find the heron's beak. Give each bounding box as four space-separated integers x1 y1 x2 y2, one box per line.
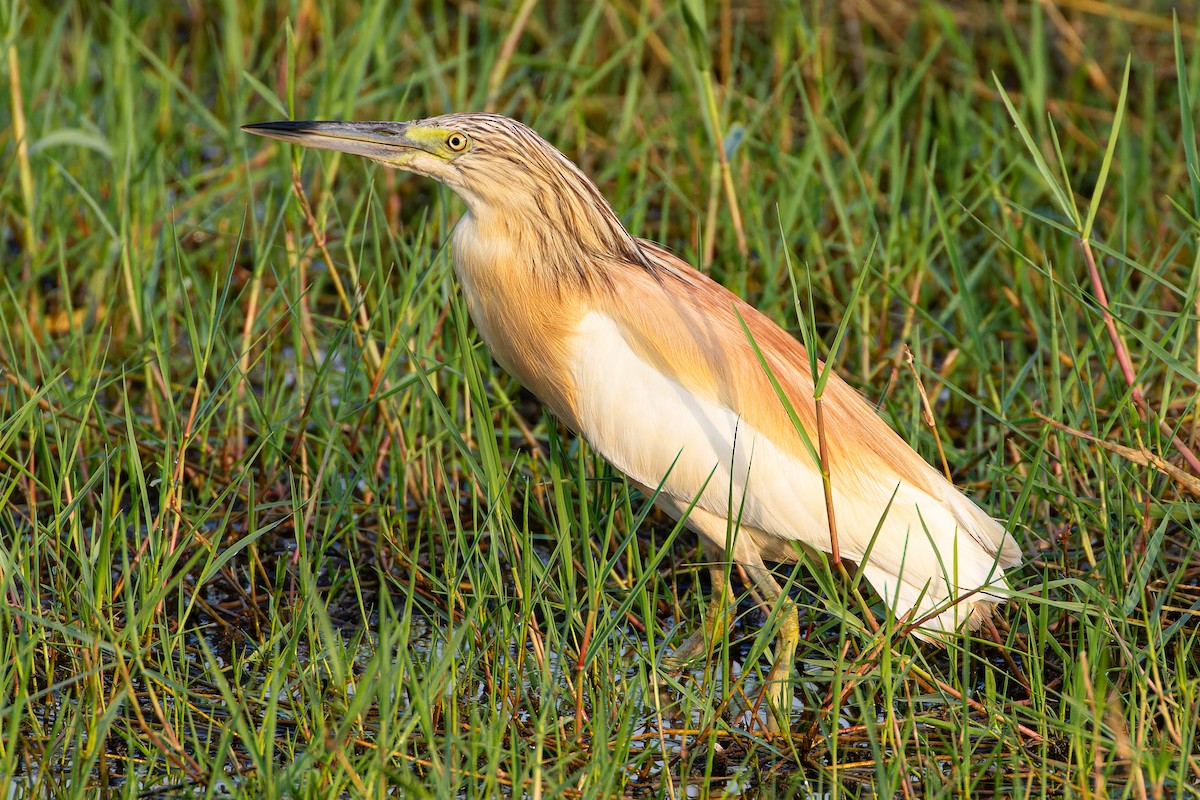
242 120 420 162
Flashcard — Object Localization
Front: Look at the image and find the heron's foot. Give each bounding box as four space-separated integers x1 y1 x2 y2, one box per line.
665 596 735 666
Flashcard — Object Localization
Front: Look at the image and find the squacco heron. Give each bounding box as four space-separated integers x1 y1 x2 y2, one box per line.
244 113 1021 731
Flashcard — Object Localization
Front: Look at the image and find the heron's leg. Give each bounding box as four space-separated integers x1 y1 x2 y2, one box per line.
672 541 736 662
642 494 737 664
652 499 797 733
739 559 798 735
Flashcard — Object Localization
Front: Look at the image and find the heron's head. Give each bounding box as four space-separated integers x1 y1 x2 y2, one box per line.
247 114 600 219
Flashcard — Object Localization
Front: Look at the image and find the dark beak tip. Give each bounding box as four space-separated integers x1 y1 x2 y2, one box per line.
241 121 277 135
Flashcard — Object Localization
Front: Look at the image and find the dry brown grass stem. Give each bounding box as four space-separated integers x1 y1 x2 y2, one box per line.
904 345 952 483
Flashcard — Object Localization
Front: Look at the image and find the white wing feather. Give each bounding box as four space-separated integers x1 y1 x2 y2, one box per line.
572 311 1011 632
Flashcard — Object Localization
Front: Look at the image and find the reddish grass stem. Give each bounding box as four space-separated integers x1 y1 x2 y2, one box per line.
1080 238 1200 477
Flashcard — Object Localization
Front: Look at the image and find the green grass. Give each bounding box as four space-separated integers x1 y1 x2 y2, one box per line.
2 1 1199 797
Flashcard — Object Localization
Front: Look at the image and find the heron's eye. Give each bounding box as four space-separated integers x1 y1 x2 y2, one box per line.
446 133 468 152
